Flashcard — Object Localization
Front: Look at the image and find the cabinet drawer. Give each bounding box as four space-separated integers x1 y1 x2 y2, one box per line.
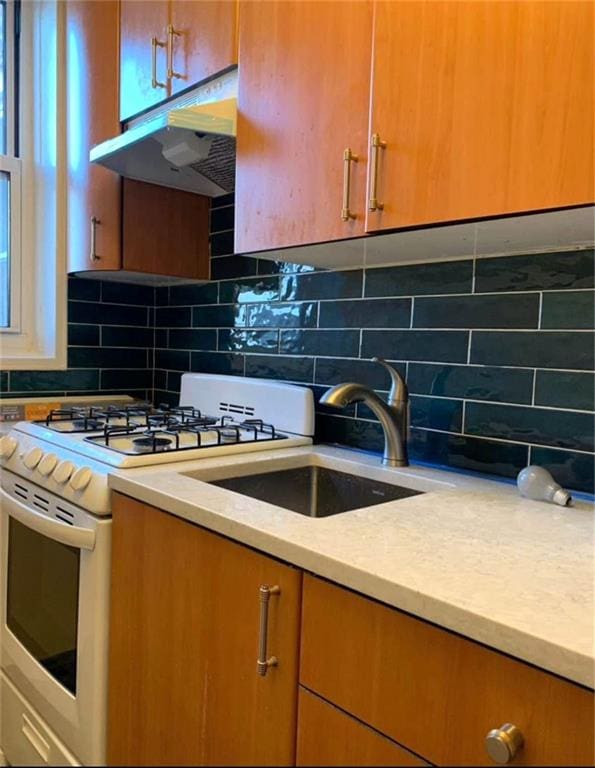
300 575 594 766
297 688 426 767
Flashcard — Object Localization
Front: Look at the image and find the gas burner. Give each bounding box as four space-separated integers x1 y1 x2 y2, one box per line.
132 435 174 452
71 418 105 431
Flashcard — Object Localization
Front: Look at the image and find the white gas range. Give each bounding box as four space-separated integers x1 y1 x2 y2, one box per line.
0 375 314 766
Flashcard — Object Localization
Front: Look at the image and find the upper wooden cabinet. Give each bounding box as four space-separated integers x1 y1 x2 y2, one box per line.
108 494 302 767
119 0 170 120
168 1 238 98
121 180 211 279
235 0 373 254
66 0 122 273
120 0 238 121
366 0 595 232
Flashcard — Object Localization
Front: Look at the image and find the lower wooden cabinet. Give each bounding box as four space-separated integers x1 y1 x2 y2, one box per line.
300 575 595 767
108 499 594 767
297 688 426 767
108 494 301 766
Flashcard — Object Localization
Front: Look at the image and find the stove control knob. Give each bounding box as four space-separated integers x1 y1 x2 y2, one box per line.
0 435 18 459
53 460 75 484
38 453 58 476
23 447 43 470
70 466 93 492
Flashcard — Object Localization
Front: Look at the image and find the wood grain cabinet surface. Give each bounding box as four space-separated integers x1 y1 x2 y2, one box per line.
122 180 210 279
367 0 595 232
120 0 237 121
108 494 302 767
65 0 121 274
297 688 426 767
300 575 595 767
235 0 373 253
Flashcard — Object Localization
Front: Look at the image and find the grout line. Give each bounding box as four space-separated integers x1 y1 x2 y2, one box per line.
466 330 472 364
531 369 537 406
537 292 544 329
409 298 415 328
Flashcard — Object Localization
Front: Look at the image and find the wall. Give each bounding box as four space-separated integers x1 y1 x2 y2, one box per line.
154 196 594 494
1 194 593 494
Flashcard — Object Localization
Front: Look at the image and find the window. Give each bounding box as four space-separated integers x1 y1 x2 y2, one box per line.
0 0 67 369
0 0 20 330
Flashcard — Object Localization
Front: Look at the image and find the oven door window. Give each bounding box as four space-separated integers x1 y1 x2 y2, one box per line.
7 518 80 695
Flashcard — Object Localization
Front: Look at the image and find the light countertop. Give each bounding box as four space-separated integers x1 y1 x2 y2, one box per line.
108 445 594 688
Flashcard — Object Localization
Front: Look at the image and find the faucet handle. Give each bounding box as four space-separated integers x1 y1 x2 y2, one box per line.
372 357 408 407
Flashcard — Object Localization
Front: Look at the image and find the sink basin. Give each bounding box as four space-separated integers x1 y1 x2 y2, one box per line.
207 465 423 518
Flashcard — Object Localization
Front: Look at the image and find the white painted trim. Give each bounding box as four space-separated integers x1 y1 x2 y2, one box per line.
0 0 67 370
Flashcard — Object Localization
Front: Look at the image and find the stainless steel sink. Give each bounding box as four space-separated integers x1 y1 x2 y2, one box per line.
209 465 423 517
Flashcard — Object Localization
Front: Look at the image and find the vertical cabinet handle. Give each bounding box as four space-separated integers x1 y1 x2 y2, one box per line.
151 36 167 89
256 584 280 676
341 148 358 221
90 216 101 261
167 24 183 80
368 133 386 211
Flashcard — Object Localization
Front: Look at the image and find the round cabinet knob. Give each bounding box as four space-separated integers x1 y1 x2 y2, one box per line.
69 466 93 492
37 453 58 476
0 435 18 459
486 724 524 764
23 447 44 470
53 460 75 485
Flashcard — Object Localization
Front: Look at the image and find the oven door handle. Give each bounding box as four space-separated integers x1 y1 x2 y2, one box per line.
0 488 96 551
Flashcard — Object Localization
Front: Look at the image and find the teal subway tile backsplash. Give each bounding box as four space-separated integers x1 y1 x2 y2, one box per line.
2 194 593 495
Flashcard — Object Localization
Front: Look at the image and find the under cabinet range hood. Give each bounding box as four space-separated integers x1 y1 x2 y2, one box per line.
90 69 237 197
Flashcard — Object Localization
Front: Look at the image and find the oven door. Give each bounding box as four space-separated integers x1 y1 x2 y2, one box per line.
0 474 111 766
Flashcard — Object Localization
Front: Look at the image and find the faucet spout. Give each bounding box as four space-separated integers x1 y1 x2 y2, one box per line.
320 361 409 467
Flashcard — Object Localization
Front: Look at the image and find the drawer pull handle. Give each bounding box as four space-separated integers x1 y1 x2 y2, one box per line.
256 584 280 676
486 723 524 764
151 35 167 89
90 216 101 261
368 132 386 212
167 24 183 80
341 148 358 221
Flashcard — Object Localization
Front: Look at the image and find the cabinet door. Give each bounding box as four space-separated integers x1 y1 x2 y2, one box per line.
66 1 121 273
235 1 372 253
297 688 426 767
169 0 237 97
122 180 210 279
367 1 595 232
120 0 169 121
108 494 301 766
301 575 594 767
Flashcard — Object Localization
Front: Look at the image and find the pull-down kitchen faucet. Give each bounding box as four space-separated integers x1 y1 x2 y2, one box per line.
320 357 409 467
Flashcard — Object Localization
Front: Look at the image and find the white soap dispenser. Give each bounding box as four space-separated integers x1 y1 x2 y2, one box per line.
517 465 573 507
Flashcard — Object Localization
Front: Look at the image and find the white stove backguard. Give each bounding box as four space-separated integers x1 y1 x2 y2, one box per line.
179 374 315 437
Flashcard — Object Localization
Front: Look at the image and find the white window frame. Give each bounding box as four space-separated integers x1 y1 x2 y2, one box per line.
0 0 67 370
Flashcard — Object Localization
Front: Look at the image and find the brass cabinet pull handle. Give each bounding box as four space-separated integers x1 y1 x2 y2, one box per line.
167 24 183 80
90 216 101 261
485 724 524 764
368 133 386 211
256 584 280 676
151 36 167 89
341 148 358 221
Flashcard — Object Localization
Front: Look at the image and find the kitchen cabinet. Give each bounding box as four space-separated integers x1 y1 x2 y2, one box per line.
168 1 238 99
300 574 595 767
122 180 210 279
366 0 594 232
67 4 211 279
120 0 238 122
235 0 373 253
66 0 122 273
296 689 426 767
108 494 301 767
